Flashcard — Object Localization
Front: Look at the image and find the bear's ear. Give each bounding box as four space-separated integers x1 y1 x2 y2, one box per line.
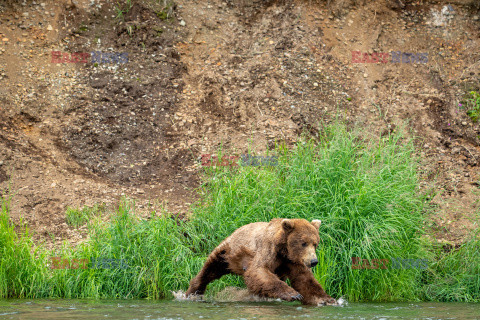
281 219 294 233
311 220 322 230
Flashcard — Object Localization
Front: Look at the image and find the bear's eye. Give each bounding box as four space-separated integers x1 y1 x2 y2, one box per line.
302 242 307 247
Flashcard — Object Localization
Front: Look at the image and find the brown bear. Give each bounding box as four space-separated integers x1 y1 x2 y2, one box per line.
186 218 337 306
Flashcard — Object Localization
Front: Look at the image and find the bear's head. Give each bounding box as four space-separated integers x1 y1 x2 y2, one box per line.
281 219 321 268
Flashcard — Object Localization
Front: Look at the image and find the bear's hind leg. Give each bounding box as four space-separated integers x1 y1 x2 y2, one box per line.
244 267 302 301
186 247 230 296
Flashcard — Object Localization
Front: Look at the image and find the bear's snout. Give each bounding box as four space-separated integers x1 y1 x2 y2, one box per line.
310 258 318 268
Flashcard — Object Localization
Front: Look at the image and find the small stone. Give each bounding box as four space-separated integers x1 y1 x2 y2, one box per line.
462 121 467 126
22 12 29 17
451 147 461 154
473 16 479 21
47 25 53 31
313 82 318 87
180 20 186 26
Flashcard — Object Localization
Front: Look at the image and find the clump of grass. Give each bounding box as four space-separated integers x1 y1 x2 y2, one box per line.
115 0 133 21
73 23 88 34
155 0 175 21
460 90 480 123
0 195 48 298
47 199 207 299
421 232 480 302
465 91 480 122
65 204 105 228
126 25 134 36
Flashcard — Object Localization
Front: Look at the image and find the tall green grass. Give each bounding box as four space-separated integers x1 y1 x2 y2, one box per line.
65 204 106 228
0 123 479 301
0 196 48 298
421 231 480 302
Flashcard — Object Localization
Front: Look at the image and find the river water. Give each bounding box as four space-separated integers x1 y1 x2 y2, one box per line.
1 299 479 320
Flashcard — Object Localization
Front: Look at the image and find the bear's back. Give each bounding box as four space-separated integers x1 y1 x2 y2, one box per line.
223 221 269 252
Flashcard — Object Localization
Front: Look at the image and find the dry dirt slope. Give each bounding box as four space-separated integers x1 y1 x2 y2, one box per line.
0 0 479 247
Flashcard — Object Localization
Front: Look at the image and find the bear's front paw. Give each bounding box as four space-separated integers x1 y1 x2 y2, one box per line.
315 296 337 306
319 297 338 306
316 300 326 306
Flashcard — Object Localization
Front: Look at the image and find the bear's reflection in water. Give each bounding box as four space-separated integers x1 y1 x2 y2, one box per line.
215 287 279 302
175 287 346 305
173 288 276 302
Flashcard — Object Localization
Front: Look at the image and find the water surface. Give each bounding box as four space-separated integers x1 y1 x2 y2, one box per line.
1 299 479 320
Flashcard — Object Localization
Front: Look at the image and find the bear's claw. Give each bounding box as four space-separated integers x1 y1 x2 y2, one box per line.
291 294 303 301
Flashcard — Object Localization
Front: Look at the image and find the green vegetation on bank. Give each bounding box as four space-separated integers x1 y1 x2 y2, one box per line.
460 90 480 123
114 0 133 21
466 90 480 123
65 204 106 228
0 123 479 301
422 231 480 302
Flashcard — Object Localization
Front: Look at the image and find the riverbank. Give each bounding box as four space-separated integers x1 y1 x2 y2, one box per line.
1 124 479 302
